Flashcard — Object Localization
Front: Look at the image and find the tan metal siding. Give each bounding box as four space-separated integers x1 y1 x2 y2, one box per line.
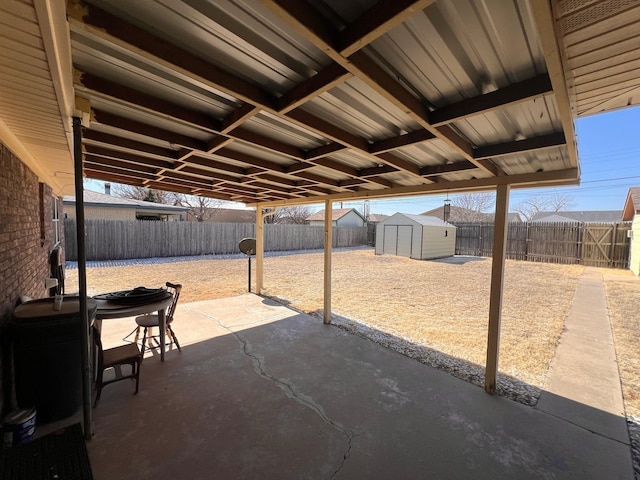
64 205 136 221
630 215 640 275
421 227 456 260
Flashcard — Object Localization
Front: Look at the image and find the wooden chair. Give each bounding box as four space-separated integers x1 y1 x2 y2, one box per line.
134 282 182 355
93 327 142 407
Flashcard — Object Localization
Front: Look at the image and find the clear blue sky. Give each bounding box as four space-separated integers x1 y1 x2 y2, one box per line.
86 105 640 216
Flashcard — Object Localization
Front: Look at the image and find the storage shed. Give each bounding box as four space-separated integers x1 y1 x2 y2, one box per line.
375 213 456 260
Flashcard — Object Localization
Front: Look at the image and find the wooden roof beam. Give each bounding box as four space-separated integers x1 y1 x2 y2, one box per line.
277 63 352 113
369 129 436 154
304 143 347 160
84 169 147 187
359 165 399 177
84 155 159 176
419 161 477 177
220 104 260 133
84 144 175 169
185 156 248 176
91 109 207 152
338 0 435 56
76 71 221 131
83 130 179 159
473 132 566 160
227 127 304 159
429 74 553 126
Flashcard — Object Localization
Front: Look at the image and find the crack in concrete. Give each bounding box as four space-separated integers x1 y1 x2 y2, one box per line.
206 313 355 479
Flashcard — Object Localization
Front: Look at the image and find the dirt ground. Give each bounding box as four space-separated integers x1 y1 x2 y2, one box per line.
66 249 585 392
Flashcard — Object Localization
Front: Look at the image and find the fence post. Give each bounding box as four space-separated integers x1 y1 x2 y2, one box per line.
609 223 617 268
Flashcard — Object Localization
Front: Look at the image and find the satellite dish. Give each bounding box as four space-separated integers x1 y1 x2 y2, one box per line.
239 237 256 256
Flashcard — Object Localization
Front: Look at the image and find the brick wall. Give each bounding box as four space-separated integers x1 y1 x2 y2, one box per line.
0 141 64 415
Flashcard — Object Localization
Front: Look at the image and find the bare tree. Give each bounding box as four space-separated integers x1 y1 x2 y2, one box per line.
515 193 574 221
260 206 312 224
112 184 173 204
451 193 495 222
278 206 313 224
173 194 222 222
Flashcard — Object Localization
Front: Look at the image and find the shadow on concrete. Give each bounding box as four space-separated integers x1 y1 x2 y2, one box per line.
86 295 633 480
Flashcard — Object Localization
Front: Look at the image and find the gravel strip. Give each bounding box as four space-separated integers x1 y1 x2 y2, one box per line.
629 416 640 479
65 246 371 269
327 313 541 407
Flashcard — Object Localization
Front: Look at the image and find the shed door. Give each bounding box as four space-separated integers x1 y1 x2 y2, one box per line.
397 226 412 257
383 226 398 254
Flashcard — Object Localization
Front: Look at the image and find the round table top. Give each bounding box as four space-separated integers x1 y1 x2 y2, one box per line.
94 294 173 320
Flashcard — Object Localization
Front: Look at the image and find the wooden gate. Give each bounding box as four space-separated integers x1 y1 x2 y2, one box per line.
582 223 631 268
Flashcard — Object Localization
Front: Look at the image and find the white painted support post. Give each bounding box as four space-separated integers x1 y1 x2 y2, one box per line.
485 184 510 394
255 207 264 294
323 200 333 324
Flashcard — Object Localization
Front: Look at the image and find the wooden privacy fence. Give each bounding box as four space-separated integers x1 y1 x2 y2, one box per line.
64 219 367 261
454 222 631 268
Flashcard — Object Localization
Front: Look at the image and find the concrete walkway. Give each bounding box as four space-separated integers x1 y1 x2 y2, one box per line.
537 267 630 444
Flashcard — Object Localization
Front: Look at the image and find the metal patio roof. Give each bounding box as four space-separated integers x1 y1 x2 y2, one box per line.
2 0 640 205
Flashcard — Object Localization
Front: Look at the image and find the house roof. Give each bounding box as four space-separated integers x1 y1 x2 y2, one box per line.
367 214 389 223
530 210 622 223
4 1 640 206
306 208 364 222
622 187 640 221
383 213 455 228
63 190 188 214
420 206 492 223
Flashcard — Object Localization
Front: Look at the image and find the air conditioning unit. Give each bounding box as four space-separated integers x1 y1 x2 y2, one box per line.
627 230 634 239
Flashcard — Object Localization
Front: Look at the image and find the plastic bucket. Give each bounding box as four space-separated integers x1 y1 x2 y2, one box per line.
2 407 36 447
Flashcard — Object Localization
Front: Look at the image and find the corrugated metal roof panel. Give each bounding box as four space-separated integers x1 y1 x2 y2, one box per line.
369 0 546 107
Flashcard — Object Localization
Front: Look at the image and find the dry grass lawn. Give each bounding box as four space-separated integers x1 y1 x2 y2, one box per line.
66 249 584 396
603 271 640 418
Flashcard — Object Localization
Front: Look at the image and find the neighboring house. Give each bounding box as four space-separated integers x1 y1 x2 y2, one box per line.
507 213 524 223
306 208 366 227
63 189 188 221
420 206 522 223
375 213 456 260
622 187 640 275
530 210 622 223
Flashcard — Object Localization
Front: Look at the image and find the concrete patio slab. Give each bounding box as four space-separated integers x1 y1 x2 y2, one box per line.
88 294 634 479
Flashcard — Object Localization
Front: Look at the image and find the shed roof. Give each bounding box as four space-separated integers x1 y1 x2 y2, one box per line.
383 213 455 228
3 1 640 206
622 187 640 221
